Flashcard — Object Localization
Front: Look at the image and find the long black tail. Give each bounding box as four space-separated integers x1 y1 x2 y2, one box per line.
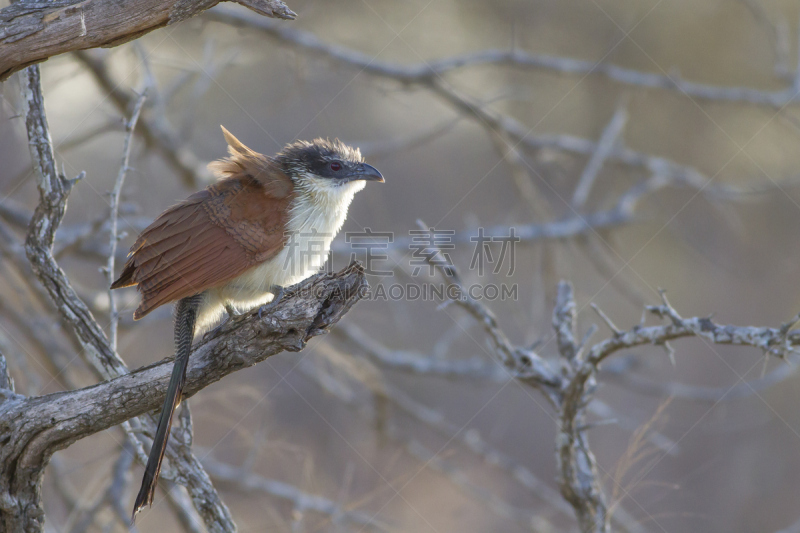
132 294 203 522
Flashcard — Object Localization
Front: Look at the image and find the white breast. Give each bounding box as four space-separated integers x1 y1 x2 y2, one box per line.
195 177 364 331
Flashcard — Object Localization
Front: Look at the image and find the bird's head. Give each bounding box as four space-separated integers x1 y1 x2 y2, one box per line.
276 138 384 197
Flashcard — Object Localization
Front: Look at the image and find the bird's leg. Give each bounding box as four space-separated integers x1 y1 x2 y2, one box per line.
258 285 285 319
132 294 203 522
204 301 240 338
224 302 240 319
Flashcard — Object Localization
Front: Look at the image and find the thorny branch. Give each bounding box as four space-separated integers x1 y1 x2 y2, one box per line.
386 263 798 531
328 245 800 533
354 217 800 532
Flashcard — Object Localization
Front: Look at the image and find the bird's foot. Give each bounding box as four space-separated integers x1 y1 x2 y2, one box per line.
258 286 285 319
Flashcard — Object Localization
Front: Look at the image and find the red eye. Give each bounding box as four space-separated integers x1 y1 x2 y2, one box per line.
330 162 342 172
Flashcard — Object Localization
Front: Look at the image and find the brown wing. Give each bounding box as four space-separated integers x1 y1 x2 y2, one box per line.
112 128 294 320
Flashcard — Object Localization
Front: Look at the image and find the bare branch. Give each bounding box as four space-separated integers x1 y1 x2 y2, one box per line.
0 0 295 81
106 92 146 351
588 306 800 366
553 282 607 533
164 482 204 533
22 64 126 381
414 219 561 398
552 281 800 533
209 6 800 215
334 324 509 381
0 353 11 392
211 6 800 107
553 281 579 365
201 456 388 531
572 102 628 208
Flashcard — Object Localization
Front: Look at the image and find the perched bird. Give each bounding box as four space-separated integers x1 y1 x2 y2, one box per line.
111 127 384 520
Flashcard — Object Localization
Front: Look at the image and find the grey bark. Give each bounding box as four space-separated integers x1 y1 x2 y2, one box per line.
0 0 295 80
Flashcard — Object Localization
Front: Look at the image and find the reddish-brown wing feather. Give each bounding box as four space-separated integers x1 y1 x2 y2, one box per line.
112 175 293 319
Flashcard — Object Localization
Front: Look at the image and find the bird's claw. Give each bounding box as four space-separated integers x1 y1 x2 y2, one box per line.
258 286 285 319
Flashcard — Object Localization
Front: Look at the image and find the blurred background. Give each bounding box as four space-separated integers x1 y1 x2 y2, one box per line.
3 0 800 531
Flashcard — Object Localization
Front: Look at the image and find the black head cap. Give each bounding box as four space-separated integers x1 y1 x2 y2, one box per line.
277 138 384 183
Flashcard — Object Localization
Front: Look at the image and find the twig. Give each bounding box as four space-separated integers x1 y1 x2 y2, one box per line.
22 64 128 382
0 352 11 391
590 303 622 336
57 119 124 152
572 101 628 208
358 117 463 159
106 92 146 351
200 456 388 531
333 324 509 381
164 482 205 533
553 281 579 365
738 0 792 80
552 281 800 532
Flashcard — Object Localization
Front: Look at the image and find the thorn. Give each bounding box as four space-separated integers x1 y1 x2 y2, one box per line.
638 309 647 328
577 419 618 432
590 303 621 335
66 171 86 189
436 299 455 311
529 337 544 351
779 312 800 336
662 341 676 367
577 324 598 355
658 288 670 306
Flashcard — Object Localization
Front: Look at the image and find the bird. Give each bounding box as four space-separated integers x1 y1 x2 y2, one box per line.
111 126 384 521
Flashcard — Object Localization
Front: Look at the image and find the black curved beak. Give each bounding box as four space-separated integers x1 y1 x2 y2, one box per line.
353 162 385 183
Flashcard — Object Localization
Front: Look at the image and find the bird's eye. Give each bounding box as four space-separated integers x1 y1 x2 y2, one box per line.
329 161 342 172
